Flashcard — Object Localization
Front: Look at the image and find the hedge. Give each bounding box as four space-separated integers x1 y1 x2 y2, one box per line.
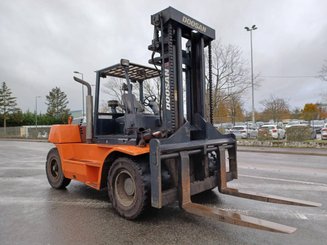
286 126 313 141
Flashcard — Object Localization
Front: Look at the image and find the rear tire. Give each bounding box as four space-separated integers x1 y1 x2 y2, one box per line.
108 157 150 219
46 148 71 189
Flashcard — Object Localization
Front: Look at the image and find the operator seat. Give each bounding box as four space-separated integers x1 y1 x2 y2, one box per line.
121 83 144 113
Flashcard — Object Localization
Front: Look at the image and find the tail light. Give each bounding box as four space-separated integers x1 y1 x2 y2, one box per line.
272 129 277 133
322 128 327 132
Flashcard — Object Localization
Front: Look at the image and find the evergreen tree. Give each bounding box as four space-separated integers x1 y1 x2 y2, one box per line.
45 87 70 122
0 82 20 128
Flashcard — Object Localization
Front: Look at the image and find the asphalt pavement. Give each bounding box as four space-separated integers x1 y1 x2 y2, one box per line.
0 140 326 245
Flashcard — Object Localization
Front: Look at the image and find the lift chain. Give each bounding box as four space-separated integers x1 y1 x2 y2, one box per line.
168 23 176 131
208 42 213 124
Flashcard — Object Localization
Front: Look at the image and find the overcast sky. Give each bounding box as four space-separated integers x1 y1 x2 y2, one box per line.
1 0 327 114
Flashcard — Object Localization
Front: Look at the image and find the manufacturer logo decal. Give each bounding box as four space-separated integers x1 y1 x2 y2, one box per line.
164 63 170 110
182 16 207 33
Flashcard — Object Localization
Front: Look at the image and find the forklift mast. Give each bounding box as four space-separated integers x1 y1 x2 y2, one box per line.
147 7 239 210
149 6 215 134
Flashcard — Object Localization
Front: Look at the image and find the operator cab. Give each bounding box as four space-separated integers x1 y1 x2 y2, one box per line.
93 59 161 145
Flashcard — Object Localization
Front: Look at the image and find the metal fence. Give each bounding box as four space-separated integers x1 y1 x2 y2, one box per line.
0 126 51 139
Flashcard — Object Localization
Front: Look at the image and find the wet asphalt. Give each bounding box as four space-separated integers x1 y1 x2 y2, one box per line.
0 140 326 245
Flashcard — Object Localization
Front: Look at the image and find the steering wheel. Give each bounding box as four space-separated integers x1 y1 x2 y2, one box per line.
143 95 157 106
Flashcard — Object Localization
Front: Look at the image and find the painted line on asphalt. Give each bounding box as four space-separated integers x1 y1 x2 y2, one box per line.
0 196 110 208
295 212 308 220
0 177 44 183
239 174 327 187
12 160 45 163
0 166 44 170
0 161 45 165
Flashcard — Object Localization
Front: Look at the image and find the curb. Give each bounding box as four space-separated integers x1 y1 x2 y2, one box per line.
238 148 327 157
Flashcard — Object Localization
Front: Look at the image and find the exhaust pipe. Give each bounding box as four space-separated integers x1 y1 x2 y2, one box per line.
73 76 93 143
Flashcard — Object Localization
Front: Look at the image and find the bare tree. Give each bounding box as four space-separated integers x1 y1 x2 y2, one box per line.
101 77 142 112
228 94 245 124
143 78 161 99
101 40 253 123
102 77 125 106
103 76 160 99
318 60 327 81
206 40 257 122
320 92 327 103
102 77 162 113
260 95 290 122
100 77 123 113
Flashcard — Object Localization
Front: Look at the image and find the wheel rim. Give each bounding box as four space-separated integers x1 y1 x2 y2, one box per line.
114 170 136 207
50 159 59 179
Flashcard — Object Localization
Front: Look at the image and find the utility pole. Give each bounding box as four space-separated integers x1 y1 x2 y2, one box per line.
244 25 258 125
35 96 41 138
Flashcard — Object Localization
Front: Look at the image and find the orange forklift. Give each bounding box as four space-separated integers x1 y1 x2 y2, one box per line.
46 7 320 233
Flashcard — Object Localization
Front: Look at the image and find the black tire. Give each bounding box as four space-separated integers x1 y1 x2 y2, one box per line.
46 148 71 189
108 157 150 220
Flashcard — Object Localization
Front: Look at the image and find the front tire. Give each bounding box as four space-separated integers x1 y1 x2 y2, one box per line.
46 148 71 189
108 157 150 220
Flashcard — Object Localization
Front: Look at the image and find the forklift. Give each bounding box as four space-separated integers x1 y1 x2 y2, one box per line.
46 7 320 233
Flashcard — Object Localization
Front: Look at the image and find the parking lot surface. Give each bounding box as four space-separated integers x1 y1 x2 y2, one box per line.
0 140 326 245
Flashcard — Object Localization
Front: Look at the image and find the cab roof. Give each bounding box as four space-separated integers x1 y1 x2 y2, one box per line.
97 62 160 81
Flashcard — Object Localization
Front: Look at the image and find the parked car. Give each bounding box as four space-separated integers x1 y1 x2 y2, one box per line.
310 120 325 134
321 124 327 140
255 121 264 128
285 120 309 129
214 123 233 131
72 116 86 125
259 124 286 139
230 125 258 139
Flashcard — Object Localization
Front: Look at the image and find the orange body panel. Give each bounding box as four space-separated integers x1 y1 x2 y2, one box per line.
48 125 149 190
48 125 82 143
54 143 149 190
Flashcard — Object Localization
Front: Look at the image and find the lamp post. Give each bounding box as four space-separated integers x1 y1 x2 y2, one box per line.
35 96 41 138
244 25 257 124
73 71 85 117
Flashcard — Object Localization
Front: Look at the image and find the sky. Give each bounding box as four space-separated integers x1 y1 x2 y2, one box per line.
1 0 327 114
